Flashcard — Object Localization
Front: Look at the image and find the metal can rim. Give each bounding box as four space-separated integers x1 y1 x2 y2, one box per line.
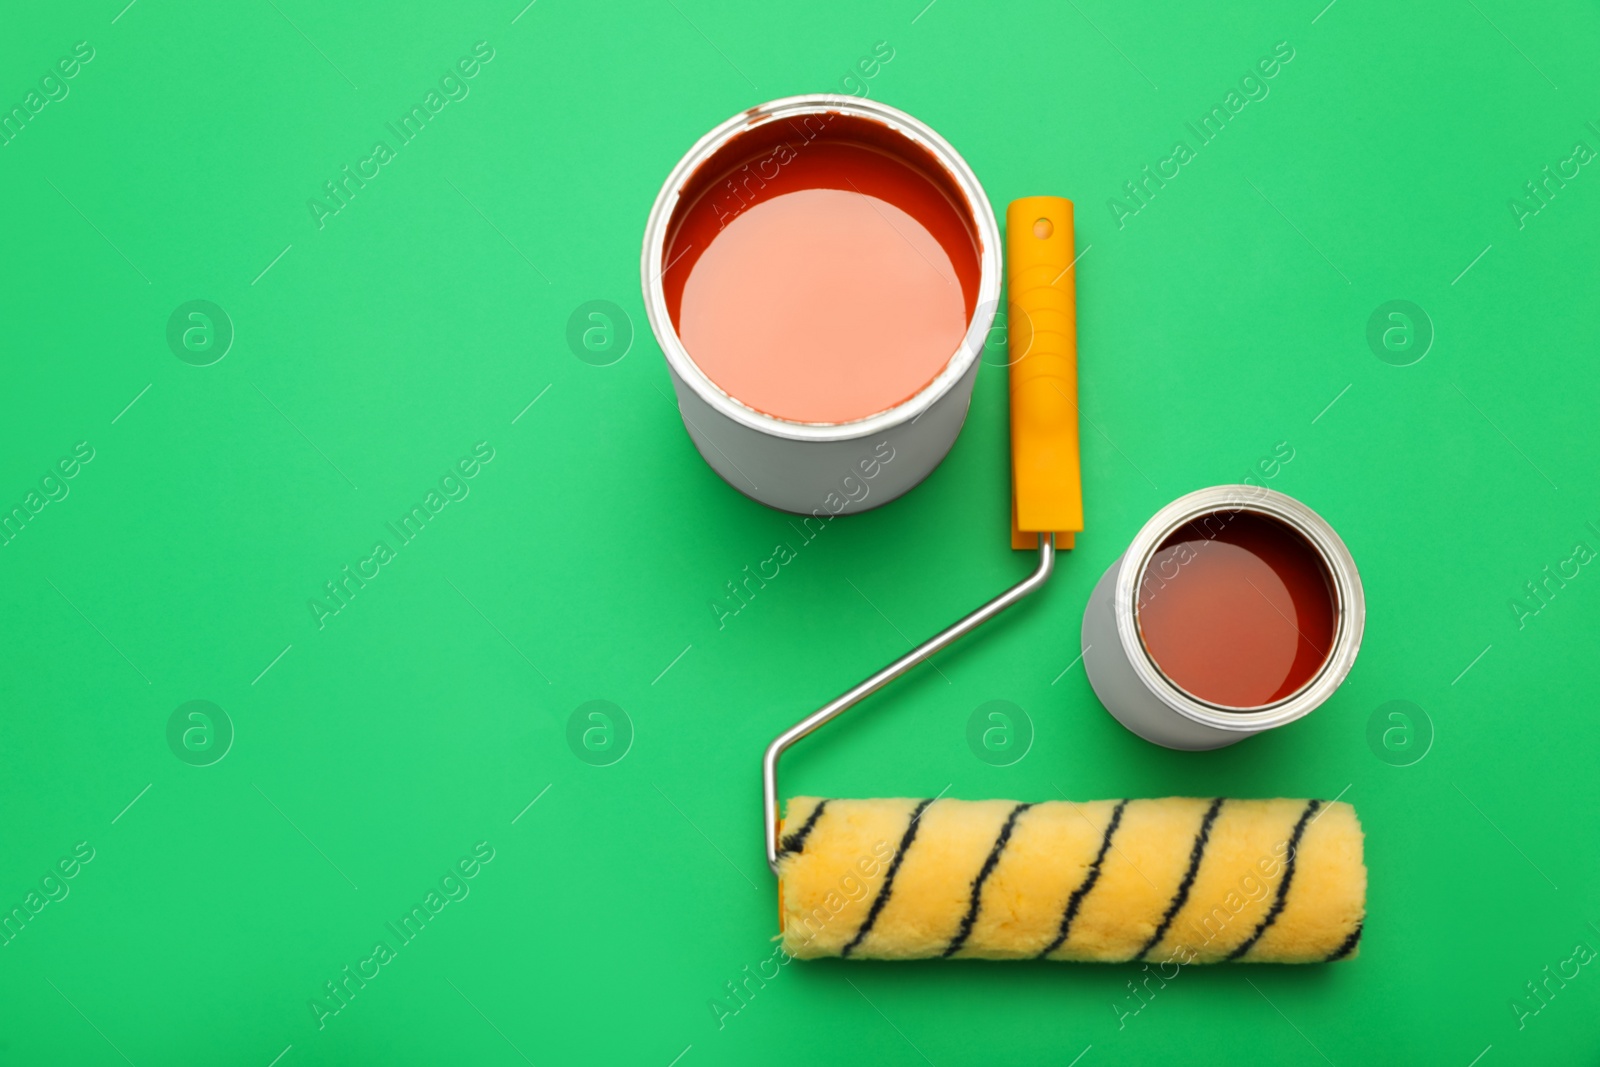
1111 485 1366 732
639 94 1002 443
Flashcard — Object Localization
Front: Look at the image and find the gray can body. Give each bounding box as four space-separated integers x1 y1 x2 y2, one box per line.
1081 486 1366 750
640 95 1000 516
665 359 977 515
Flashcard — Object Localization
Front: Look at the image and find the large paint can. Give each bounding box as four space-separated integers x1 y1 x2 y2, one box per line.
641 95 1000 516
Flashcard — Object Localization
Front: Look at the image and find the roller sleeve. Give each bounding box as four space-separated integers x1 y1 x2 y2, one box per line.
776 796 1365 963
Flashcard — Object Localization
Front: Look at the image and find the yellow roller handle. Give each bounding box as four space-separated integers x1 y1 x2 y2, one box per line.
1007 196 1083 550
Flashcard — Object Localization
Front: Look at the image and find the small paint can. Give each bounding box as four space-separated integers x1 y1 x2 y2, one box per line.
640 94 1001 515
1080 485 1365 750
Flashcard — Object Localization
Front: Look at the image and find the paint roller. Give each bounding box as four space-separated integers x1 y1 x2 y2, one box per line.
762 197 1366 963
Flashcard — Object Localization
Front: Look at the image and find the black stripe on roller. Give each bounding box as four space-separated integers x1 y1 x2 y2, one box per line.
1037 799 1130 960
942 803 1034 959
1225 799 1322 962
1324 922 1363 962
1135 797 1225 961
776 799 830 859
840 798 934 959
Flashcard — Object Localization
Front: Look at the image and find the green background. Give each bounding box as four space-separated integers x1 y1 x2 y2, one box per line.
3 0 1597 1063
